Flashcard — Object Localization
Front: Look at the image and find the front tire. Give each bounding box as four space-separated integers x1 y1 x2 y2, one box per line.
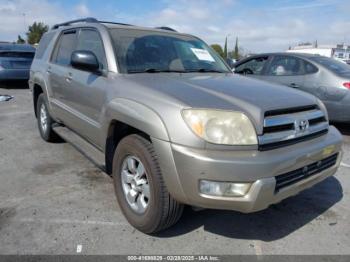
112 134 184 234
36 94 60 142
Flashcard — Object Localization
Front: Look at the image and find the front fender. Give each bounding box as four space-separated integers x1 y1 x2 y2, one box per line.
102 98 170 144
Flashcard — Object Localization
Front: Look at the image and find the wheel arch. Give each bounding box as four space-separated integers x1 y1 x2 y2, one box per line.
103 98 170 175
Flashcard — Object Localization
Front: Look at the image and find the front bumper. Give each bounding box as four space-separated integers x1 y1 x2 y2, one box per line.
152 126 343 213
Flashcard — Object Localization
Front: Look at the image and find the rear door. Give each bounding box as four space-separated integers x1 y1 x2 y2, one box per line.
264 55 305 89
48 29 78 124
299 59 322 97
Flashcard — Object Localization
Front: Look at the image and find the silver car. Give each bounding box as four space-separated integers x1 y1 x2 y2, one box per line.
29 19 343 233
0 43 35 83
233 53 350 123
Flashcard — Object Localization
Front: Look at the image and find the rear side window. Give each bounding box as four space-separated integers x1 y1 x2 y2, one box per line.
304 61 318 74
35 32 55 60
267 56 303 76
76 29 107 69
235 57 268 75
310 56 350 75
53 31 77 66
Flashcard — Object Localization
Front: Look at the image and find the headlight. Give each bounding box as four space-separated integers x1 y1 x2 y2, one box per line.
182 109 257 145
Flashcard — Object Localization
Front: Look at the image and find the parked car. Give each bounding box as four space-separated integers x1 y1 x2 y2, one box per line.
225 58 236 68
0 43 35 82
29 18 342 233
233 53 350 123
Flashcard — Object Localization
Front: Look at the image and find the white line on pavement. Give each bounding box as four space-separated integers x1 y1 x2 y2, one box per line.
252 240 263 257
16 217 129 227
341 162 350 168
0 111 32 117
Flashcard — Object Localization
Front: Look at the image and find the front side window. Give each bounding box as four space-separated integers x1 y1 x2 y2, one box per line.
267 56 303 76
53 31 77 66
235 57 268 75
109 29 230 74
76 29 107 69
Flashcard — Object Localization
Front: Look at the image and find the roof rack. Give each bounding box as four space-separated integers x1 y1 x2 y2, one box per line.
98 21 133 27
52 17 98 29
155 26 177 32
52 17 178 32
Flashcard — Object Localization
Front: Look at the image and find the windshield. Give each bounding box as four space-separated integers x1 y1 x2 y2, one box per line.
110 29 230 74
310 56 350 75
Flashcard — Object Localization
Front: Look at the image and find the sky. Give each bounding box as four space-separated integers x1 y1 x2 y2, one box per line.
0 0 349 53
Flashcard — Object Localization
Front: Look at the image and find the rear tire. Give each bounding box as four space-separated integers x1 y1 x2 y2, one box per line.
36 93 60 142
112 134 184 233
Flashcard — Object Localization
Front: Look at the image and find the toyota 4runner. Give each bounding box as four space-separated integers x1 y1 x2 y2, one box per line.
29 18 343 233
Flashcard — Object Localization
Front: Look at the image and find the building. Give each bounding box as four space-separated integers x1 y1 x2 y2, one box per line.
287 43 350 63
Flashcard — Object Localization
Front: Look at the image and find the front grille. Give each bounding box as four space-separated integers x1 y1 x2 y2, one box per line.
264 105 318 117
258 105 329 150
259 129 328 151
275 153 338 192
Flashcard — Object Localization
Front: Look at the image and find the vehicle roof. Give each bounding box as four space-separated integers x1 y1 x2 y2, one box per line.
0 43 36 52
51 21 194 38
248 52 323 59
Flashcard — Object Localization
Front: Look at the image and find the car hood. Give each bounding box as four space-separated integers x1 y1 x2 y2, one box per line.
122 73 318 129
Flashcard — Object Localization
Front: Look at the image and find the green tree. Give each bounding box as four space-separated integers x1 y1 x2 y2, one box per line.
16 35 25 44
233 37 239 60
210 44 224 58
223 37 228 58
26 22 49 45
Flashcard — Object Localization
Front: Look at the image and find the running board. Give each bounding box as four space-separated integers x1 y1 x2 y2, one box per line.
53 126 106 172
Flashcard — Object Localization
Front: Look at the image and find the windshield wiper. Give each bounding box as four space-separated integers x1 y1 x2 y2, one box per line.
128 68 187 74
186 68 227 73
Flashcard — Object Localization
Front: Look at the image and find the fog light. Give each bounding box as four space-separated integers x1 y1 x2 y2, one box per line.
199 180 251 197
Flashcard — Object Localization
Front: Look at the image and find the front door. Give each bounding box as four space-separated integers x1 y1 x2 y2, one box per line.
62 28 109 148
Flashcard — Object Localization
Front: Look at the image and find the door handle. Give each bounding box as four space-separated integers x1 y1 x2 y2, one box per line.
289 83 299 88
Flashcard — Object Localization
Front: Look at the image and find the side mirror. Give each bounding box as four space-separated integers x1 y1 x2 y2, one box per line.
71 50 99 72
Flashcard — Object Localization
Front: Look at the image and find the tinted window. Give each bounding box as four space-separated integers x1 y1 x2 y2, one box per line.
54 31 77 66
235 57 268 75
35 32 55 59
110 29 230 74
76 29 107 69
310 56 350 75
304 61 318 74
267 56 303 76
0 52 34 58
